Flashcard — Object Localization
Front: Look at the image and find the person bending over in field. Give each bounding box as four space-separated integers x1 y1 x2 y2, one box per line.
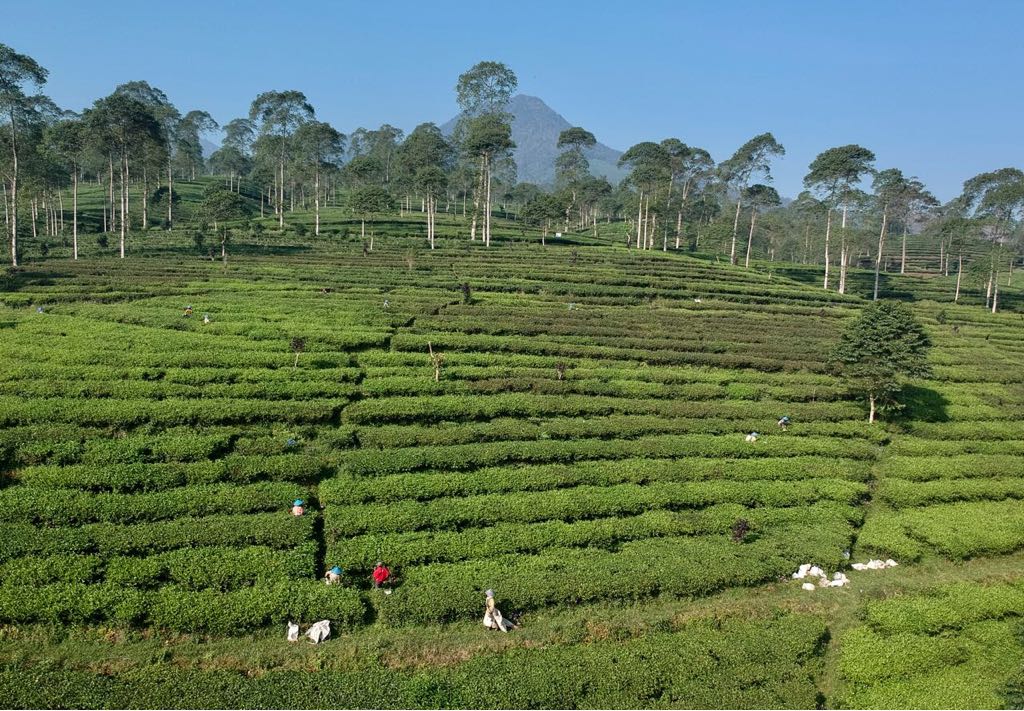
777 416 790 431
291 499 305 516
324 566 343 585
183 305 193 317
372 561 391 589
744 431 759 443
483 589 512 632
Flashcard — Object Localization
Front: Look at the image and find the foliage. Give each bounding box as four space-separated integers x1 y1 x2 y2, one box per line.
831 300 932 420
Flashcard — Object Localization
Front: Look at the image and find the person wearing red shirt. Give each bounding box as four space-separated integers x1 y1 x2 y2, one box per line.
372 561 391 589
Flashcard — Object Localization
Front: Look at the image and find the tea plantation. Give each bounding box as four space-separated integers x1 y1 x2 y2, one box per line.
1 213 1022 708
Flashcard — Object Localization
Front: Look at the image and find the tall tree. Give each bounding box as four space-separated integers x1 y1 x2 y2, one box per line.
349 124 404 185
832 300 932 423
455 61 517 246
294 121 345 236
958 168 1024 310
618 142 670 250
0 43 48 266
176 110 217 180
348 184 392 244
249 91 314 228
803 145 875 291
399 122 452 249
741 184 781 268
660 140 713 249
84 92 163 258
788 191 826 264
199 184 252 264
112 81 177 229
555 127 596 231
42 116 86 259
871 168 907 300
718 133 785 265
462 113 514 247
932 214 978 303
555 127 596 187
211 117 255 192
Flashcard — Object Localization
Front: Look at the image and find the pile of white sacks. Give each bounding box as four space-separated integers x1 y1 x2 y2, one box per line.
850 558 899 571
791 559 898 591
792 564 849 591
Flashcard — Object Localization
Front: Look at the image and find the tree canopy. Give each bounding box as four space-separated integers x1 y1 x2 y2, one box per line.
832 301 932 422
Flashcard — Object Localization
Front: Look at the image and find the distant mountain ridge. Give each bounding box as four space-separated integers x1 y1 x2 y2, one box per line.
441 94 626 187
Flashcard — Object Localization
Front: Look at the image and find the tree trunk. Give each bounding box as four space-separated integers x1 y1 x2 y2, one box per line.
484 154 492 247
869 395 876 424
314 168 320 236
900 225 907 274
954 252 963 302
72 169 78 260
634 191 643 250
873 206 888 300
6 109 18 267
838 205 848 295
142 166 148 230
2 182 9 237
644 195 652 249
278 162 285 228
823 208 833 289
167 163 173 227
991 280 998 314
120 152 128 259
470 155 483 241
744 207 756 268
729 196 742 265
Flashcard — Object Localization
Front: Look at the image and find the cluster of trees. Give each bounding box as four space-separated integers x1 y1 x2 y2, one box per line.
2 43 1021 307
0 43 218 264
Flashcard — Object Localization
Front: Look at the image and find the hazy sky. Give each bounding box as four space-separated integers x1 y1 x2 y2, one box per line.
6 0 1022 200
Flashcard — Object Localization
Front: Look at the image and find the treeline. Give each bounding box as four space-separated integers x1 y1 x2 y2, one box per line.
1 44 1021 308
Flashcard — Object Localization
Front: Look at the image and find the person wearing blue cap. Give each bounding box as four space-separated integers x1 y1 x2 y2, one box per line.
291 499 305 516
324 565 343 585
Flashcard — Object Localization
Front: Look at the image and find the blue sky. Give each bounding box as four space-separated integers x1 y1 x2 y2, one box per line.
6 0 1022 200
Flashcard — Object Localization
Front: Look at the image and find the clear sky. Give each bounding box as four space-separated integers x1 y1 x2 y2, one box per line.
6 0 1022 200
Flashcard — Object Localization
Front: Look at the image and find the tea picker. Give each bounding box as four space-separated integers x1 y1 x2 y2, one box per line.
744 431 759 443
482 589 515 632
777 416 790 430
291 499 305 516
372 561 392 592
324 566 343 585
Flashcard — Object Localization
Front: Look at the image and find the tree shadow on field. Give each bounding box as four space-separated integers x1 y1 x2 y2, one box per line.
895 384 950 423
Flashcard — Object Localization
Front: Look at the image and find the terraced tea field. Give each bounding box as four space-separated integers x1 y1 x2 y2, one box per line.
1 237 1022 708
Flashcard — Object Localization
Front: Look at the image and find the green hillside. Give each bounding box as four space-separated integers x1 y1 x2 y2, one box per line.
1 210 1023 708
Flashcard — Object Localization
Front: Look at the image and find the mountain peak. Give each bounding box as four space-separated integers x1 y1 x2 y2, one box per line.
442 94 624 186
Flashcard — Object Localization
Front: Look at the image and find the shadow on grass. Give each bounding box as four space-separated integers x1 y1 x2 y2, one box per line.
895 384 950 423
